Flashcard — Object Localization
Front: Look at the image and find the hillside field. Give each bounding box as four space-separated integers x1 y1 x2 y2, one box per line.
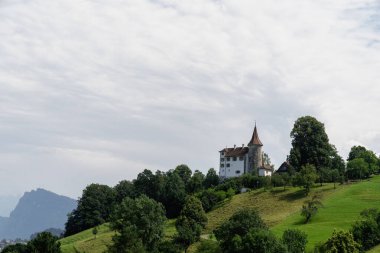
60 176 380 253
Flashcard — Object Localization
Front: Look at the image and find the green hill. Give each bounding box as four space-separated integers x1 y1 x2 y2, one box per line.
60 176 380 252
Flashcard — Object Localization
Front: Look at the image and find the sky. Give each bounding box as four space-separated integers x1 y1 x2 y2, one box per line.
0 0 380 210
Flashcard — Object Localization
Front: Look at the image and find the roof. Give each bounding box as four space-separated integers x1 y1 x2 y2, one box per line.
220 147 249 157
248 125 263 146
276 161 292 173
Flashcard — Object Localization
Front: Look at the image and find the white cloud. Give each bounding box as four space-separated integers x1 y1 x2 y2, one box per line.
0 0 379 198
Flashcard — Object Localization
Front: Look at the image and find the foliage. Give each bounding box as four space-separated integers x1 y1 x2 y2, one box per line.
174 164 192 188
113 180 136 203
1 243 29 253
133 169 163 200
301 194 323 223
319 230 360 253
351 208 380 250
214 209 267 252
161 171 187 218
187 170 205 194
204 168 220 188
175 196 208 252
28 232 62 253
281 229 307 253
157 240 181 253
289 116 334 170
64 184 115 236
347 146 379 178
240 229 287 253
294 164 318 195
107 195 166 252
92 227 98 239
195 240 221 253
347 158 369 180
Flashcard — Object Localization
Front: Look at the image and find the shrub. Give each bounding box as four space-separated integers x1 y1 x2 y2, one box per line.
281 229 307 253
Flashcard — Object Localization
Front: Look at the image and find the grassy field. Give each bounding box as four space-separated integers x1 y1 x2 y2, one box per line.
272 177 380 251
59 176 380 253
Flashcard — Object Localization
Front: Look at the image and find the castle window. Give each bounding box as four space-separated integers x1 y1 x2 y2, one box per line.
220 164 224 167
221 152 224 156
233 157 237 161
221 158 224 162
227 157 230 161
236 170 241 174
226 163 230 167
239 156 244 161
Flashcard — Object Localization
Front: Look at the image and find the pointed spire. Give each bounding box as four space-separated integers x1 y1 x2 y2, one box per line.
248 123 263 146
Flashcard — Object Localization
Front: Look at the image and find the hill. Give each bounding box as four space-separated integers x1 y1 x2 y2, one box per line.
59 176 380 252
0 188 77 239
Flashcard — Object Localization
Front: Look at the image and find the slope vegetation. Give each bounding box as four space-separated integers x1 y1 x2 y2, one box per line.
60 176 380 252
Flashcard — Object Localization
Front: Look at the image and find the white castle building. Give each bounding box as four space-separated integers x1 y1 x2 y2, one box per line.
219 125 273 179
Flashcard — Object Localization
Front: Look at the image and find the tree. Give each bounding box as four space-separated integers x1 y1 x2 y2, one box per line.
134 169 160 199
240 229 287 253
187 170 205 194
1 243 29 253
65 184 115 236
107 195 166 252
321 230 360 253
347 146 379 177
114 180 136 203
330 169 340 189
174 164 192 187
204 168 219 188
176 196 208 252
347 158 369 180
351 208 380 250
214 209 267 253
161 171 187 218
196 240 221 253
281 229 307 253
301 194 323 223
295 164 318 195
28 232 62 253
289 116 334 171
92 226 98 239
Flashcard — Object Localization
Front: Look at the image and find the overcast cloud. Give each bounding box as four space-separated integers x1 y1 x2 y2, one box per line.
0 0 380 202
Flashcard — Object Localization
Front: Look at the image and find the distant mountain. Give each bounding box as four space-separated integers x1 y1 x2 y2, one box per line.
0 188 77 239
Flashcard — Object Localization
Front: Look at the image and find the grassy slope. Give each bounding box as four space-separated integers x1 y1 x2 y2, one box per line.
60 176 380 253
60 220 177 253
272 177 380 251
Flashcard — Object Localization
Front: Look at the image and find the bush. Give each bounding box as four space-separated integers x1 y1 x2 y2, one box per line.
281 229 307 253
320 230 360 253
196 240 221 253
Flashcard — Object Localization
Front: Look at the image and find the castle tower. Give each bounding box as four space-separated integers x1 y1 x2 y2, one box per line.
247 124 263 174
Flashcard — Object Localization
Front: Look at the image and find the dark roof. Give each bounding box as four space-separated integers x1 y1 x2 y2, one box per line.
248 125 263 146
276 161 291 173
220 147 249 157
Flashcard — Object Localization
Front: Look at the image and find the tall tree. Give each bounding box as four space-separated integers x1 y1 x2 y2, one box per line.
107 195 166 252
28 232 62 253
176 196 208 252
348 146 379 175
289 116 334 171
204 168 219 188
174 164 192 187
114 180 136 203
65 184 115 236
162 171 187 218
187 170 205 193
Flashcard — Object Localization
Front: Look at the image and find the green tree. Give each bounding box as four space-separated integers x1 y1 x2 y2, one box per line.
176 196 208 252
214 209 267 253
187 170 205 193
134 169 161 199
114 180 136 203
1 243 29 253
92 226 98 239
295 164 318 195
330 169 340 189
321 230 360 253
65 184 115 236
107 195 166 252
289 116 334 170
204 168 219 188
348 146 379 176
162 171 187 218
195 240 221 253
347 158 369 180
351 208 380 250
28 232 61 253
301 194 323 223
174 164 192 187
241 229 286 253
281 229 307 253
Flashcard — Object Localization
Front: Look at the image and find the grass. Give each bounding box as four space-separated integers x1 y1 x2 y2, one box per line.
60 219 177 253
272 177 380 252
59 176 380 253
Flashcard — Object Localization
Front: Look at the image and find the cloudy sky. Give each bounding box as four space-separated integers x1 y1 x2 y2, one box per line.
0 0 380 209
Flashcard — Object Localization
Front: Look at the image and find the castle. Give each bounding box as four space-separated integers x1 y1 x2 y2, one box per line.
219 124 273 179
